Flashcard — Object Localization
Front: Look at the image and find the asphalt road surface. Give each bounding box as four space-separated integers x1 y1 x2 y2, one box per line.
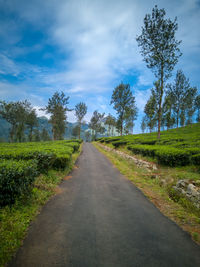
9 143 200 267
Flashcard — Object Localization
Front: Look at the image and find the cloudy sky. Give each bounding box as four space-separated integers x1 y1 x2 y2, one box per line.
0 0 199 133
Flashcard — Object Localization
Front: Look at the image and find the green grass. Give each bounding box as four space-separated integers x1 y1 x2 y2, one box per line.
0 144 82 267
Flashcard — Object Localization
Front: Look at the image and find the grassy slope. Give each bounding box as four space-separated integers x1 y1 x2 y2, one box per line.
100 123 200 166
125 122 200 143
0 145 82 267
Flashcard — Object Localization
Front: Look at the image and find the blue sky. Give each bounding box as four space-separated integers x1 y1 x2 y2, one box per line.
0 0 199 133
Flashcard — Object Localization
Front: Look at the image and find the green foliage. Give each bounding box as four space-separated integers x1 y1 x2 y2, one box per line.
136 5 182 138
162 90 175 130
141 117 146 133
100 123 200 167
166 70 197 128
104 137 120 143
136 5 182 81
156 147 190 166
89 110 105 138
195 95 200 122
41 91 72 140
191 154 200 166
143 88 157 132
0 160 38 207
0 100 37 142
26 109 38 141
75 102 87 139
72 125 80 139
127 144 159 157
41 128 51 141
110 82 137 135
0 140 81 207
112 140 128 148
105 114 116 136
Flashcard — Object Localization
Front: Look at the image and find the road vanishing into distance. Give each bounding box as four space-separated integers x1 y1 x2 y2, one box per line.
9 143 200 267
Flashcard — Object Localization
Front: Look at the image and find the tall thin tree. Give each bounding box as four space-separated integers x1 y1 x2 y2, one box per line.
136 5 182 138
195 95 200 122
75 102 87 139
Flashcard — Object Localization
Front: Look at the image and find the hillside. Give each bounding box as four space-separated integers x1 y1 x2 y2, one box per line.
98 123 200 167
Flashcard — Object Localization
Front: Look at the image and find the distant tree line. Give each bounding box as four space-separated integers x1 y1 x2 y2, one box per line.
0 92 89 142
88 82 138 140
0 99 52 142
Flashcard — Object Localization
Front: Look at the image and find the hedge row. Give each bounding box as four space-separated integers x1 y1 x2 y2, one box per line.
127 144 200 166
0 141 81 172
112 140 128 148
0 140 82 207
0 160 38 207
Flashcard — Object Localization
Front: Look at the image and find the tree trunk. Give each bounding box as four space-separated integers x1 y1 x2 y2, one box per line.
177 109 179 128
79 122 81 140
52 127 56 140
29 127 33 142
10 124 15 142
157 67 164 139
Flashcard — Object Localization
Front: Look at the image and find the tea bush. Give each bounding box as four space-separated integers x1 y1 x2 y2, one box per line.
0 160 38 207
0 140 82 206
98 123 200 167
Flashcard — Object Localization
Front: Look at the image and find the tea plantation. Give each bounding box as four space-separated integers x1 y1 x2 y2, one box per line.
98 123 200 167
0 140 82 207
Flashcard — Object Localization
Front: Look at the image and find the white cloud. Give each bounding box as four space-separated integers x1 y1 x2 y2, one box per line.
0 0 199 131
1 0 200 92
34 106 49 119
135 88 151 112
0 54 20 76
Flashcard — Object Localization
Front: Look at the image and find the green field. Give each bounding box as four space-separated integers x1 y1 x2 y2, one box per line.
0 140 82 207
98 123 200 167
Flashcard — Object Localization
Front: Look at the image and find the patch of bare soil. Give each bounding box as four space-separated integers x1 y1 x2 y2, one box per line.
53 186 63 194
63 175 72 180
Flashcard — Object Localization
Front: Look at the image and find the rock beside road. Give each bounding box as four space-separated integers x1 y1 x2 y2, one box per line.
173 179 200 209
98 143 157 172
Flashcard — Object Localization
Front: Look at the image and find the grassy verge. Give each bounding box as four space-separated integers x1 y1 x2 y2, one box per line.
0 145 82 267
94 142 200 245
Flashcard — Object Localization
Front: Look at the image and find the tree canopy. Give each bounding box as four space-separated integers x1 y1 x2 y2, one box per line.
42 91 71 140
89 110 105 139
110 82 137 135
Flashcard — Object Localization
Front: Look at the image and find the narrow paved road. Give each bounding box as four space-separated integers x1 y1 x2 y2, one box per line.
9 143 200 267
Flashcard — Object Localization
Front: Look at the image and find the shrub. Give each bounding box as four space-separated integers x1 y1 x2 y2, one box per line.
104 137 120 143
127 144 158 157
112 140 127 148
52 153 71 170
191 154 200 166
0 140 81 207
0 160 38 207
156 147 191 166
139 139 157 145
